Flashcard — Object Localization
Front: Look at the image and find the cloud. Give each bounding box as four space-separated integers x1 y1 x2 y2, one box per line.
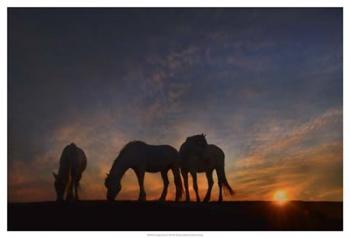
8 153 56 202
236 107 342 168
221 108 343 201
226 54 272 72
229 141 342 201
8 106 342 202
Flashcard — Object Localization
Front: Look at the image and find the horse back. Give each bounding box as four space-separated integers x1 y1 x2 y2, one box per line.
142 144 178 161
205 144 225 164
60 144 87 175
74 147 87 173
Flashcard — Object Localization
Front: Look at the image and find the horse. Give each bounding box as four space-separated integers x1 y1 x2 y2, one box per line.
104 141 183 202
53 143 87 201
179 134 234 202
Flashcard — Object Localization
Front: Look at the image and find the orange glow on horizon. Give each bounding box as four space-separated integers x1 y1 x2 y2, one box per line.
273 190 289 205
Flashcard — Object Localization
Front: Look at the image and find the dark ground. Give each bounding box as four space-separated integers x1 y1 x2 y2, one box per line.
8 201 342 231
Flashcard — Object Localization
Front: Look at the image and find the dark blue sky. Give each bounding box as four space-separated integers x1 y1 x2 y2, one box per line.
8 8 342 201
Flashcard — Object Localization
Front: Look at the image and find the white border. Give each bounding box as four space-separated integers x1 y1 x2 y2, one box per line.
0 1 347 238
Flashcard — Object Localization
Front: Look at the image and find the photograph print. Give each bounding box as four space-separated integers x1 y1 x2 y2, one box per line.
8 8 343 231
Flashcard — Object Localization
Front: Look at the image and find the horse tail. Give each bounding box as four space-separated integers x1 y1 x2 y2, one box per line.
217 166 235 196
171 166 183 201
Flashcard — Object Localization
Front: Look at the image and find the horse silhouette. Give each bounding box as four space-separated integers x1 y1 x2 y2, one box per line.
53 143 87 201
180 134 234 202
105 141 183 201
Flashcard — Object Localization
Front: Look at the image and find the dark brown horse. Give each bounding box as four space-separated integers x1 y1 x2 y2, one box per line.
53 143 87 201
105 141 183 201
179 134 234 202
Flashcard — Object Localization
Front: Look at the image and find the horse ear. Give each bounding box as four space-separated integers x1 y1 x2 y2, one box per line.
52 172 58 179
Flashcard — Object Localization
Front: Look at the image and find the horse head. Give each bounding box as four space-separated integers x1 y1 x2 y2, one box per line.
53 172 65 201
186 133 208 148
104 172 121 201
180 134 209 160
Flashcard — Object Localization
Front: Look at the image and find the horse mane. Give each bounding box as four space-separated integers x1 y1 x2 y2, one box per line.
107 140 147 181
186 135 199 142
179 134 208 160
113 140 146 162
106 140 154 189
185 134 208 147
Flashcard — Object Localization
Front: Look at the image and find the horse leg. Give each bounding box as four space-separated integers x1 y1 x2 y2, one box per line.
74 174 81 201
172 167 183 201
135 170 146 201
217 169 223 202
203 170 214 202
190 171 200 202
181 169 190 201
159 171 169 201
66 179 74 201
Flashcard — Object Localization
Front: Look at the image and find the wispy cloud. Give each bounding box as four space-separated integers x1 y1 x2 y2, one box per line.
235 107 342 168
222 108 343 201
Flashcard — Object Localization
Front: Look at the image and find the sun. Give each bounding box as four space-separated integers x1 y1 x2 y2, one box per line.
273 190 289 205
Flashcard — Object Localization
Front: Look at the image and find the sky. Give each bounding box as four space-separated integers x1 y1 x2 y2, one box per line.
8 8 342 202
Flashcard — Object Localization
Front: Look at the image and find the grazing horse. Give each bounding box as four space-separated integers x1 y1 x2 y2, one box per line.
179 134 234 202
53 143 87 201
105 141 183 201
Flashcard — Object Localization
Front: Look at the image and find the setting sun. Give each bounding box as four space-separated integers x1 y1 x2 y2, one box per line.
273 190 289 205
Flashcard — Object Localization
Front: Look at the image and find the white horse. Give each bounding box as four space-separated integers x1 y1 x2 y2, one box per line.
53 143 87 201
105 141 183 201
179 134 234 202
